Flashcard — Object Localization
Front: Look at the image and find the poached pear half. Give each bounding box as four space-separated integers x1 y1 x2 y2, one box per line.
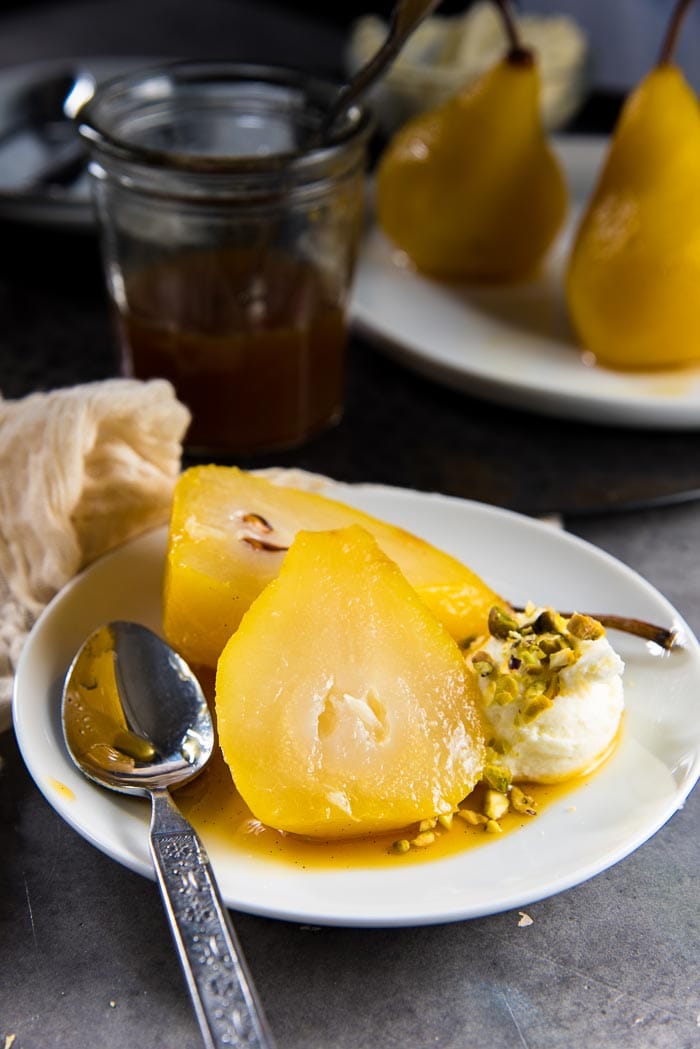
215 525 486 838
164 465 502 669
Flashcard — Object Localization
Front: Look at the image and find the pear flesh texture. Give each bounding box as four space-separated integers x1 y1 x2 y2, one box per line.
376 56 567 282
215 525 486 838
567 65 700 369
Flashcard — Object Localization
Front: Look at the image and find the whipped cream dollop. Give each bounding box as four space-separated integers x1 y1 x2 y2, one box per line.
470 607 624 784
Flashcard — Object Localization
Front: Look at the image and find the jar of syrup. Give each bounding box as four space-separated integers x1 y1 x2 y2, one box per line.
77 62 370 454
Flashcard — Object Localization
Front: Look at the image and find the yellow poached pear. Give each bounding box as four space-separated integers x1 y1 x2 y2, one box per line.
215 525 485 837
163 466 502 668
375 49 567 282
567 62 700 369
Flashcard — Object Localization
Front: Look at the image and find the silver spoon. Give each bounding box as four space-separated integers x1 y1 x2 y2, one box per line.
314 0 443 144
62 620 276 1049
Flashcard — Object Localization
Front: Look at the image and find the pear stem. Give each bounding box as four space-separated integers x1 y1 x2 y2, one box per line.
492 0 533 65
658 0 694 65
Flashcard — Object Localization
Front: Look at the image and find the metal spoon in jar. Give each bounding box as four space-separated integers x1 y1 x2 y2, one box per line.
312 0 443 145
62 620 276 1049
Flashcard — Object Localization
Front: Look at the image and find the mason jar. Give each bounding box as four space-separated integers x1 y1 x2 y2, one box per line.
77 61 371 454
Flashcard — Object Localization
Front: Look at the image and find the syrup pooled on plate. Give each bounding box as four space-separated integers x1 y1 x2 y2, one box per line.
176 746 596 871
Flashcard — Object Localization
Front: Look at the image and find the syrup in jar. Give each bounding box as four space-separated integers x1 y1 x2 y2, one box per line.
119 247 347 454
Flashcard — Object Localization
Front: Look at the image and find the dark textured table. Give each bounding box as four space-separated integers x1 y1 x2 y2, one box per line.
1 3 700 1048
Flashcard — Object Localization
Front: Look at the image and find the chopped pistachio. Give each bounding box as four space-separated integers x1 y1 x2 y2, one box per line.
483 763 511 793
520 693 554 724
511 786 537 816
524 677 547 697
391 839 411 854
516 645 542 668
532 609 566 635
488 606 521 639
549 647 575 670
410 831 436 848
472 651 496 676
485 819 503 834
419 817 438 833
539 634 567 656
493 674 519 704
567 612 605 641
456 808 488 826
484 789 510 820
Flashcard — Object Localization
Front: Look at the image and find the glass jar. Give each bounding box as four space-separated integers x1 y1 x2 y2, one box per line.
77 61 371 454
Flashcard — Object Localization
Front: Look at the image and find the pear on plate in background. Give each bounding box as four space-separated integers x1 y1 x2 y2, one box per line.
567 0 700 370
375 0 567 282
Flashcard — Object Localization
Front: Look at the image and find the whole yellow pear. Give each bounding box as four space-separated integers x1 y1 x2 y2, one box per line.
567 9 700 369
376 51 567 282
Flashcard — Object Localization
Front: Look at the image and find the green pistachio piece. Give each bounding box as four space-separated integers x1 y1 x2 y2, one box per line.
538 634 567 655
549 648 574 670
511 786 537 816
488 606 521 639
391 839 411 854
567 613 605 641
484 789 510 820
519 693 554 724
456 809 488 826
410 831 436 848
472 650 496 676
516 645 542 668
483 763 512 793
493 674 519 704
532 609 566 635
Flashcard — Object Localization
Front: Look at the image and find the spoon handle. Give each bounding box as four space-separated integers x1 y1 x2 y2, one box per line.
148 788 276 1049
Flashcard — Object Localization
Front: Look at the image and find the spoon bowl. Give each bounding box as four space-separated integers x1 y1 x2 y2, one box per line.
62 621 275 1049
63 620 213 794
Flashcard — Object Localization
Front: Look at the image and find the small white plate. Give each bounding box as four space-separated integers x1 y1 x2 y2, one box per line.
350 137 700 430
12 482 700 927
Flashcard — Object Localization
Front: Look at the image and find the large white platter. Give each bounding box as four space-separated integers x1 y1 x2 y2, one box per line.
12 481 700 927
350 137 700 430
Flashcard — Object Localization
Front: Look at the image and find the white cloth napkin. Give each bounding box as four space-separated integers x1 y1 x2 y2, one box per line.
0 378 190 731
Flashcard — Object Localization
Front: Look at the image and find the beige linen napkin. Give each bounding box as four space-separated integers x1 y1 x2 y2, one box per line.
0 378 190 731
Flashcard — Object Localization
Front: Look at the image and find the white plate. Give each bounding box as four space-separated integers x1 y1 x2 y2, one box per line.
12 481 700 927
0 56 157 230
350 137 700 430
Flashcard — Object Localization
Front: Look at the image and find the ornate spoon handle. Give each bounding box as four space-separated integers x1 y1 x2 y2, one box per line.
148 788 276 1049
